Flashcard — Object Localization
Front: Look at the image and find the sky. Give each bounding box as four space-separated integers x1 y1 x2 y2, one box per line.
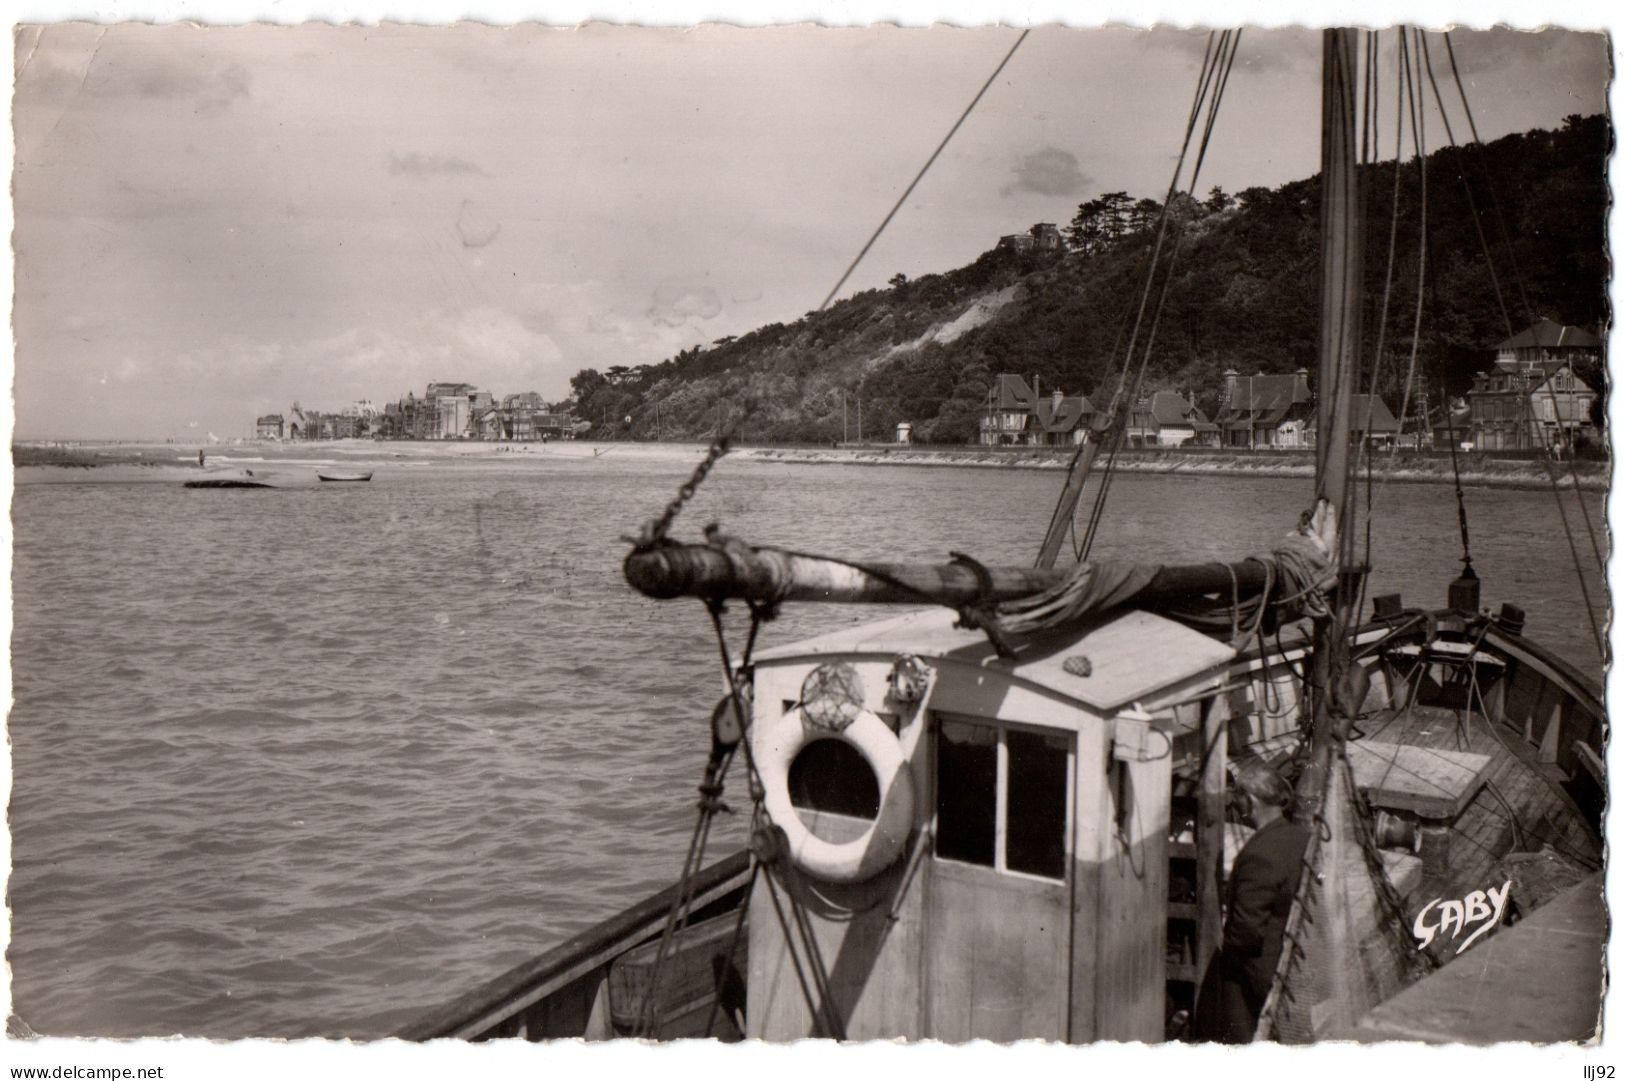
8 14 1614 440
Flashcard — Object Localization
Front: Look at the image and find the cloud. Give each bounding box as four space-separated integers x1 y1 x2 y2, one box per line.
647 279 722 328
514 279 720 373
389 151 486 178
1002 147 1090 198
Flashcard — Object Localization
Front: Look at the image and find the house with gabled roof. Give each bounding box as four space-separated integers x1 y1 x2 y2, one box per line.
1347 394 1400 445
1214 369 1315 449
1127 390 1219 448
255 414 284 440
1034 389 1095 447
980 374 1040 445
1466 319 1601 452
1306 393 1402 448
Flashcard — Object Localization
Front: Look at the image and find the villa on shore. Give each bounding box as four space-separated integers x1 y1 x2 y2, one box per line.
973 318 1600 453
254 383 582 442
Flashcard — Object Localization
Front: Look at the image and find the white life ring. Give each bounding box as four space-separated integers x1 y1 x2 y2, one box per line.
757 707 916 884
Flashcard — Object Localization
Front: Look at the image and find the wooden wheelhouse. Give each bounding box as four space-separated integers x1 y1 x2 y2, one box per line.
744 607 1235 1042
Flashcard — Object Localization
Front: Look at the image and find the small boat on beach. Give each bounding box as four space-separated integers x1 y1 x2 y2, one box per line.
316 470 373 483
184 477 274 489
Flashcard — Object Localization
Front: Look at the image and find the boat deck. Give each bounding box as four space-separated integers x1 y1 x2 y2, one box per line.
1354 701 1600 894
1341 872 1604 1043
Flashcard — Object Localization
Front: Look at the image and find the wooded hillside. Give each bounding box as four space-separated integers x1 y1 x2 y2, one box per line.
570 114 1608 444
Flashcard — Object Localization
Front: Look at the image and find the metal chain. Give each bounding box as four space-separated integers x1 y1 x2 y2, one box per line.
632 433 733 549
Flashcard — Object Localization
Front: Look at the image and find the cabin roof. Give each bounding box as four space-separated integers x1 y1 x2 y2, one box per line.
755 606 1235 712
1495 318 1602 352
1219 373 1311 426
1347 393 1400 433
1138 390 1212 428
1035 394 1093 432
994 374 1037 412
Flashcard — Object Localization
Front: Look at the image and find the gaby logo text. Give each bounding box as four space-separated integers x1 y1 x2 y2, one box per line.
1412 880 1512 954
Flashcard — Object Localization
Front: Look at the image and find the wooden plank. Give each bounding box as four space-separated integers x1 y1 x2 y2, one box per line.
749 838 926 1040
1089 729 1170 1041
1481 673 1506 729
607 909 746 1036
1527 678 1560 758
1346 874 1604 1043
1499 664 1540 741
1346 740 1492 819
1020 611 1236 711
1537 698 1564 764
925 859 1071 1041
524 969 605 1040
1481 622 1604 703
1068 721 1111 1042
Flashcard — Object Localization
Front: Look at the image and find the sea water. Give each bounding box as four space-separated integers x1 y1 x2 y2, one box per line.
7 448 1607 1037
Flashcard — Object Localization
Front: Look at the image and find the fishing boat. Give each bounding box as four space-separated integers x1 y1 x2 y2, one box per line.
317 470 373 483
399 28 1604 1044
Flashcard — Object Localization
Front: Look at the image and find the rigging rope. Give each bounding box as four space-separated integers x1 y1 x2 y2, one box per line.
1439 32 1607 581
1074 29 1235 556
1352 27 1397 634
1417 33 1605 659
631 600 742 1036
1076 30 1241 562
1441 34 1535 321
1440 376 1476 578
1389 27 1430 476
1418 35 1513 343
817 29 1029 313
637 31 1028 546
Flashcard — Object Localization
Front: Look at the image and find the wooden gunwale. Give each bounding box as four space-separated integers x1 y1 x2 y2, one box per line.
1476 621 1603 706
396 849 750 1040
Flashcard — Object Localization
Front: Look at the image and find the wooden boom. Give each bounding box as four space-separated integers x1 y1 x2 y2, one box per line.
624 543 1271 609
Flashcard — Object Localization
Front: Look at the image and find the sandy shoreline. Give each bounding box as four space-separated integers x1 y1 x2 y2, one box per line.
12 439 1608 492
732 445 1608 492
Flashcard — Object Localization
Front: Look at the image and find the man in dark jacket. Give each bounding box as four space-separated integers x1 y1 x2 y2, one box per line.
1213 760 1310 1043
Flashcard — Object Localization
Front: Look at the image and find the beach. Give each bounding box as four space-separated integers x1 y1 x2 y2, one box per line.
13 439 1608 492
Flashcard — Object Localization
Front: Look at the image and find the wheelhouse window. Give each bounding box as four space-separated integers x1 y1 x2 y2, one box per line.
935 719 997 866
1005 729 1071 878
934 715 1073 880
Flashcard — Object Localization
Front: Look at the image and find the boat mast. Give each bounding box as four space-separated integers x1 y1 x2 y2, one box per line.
1298 28 1365 811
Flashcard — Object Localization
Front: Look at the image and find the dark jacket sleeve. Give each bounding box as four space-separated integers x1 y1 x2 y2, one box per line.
1223 845 1277 958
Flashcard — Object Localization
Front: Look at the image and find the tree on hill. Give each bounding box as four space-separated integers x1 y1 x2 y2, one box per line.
558 115 1608 444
